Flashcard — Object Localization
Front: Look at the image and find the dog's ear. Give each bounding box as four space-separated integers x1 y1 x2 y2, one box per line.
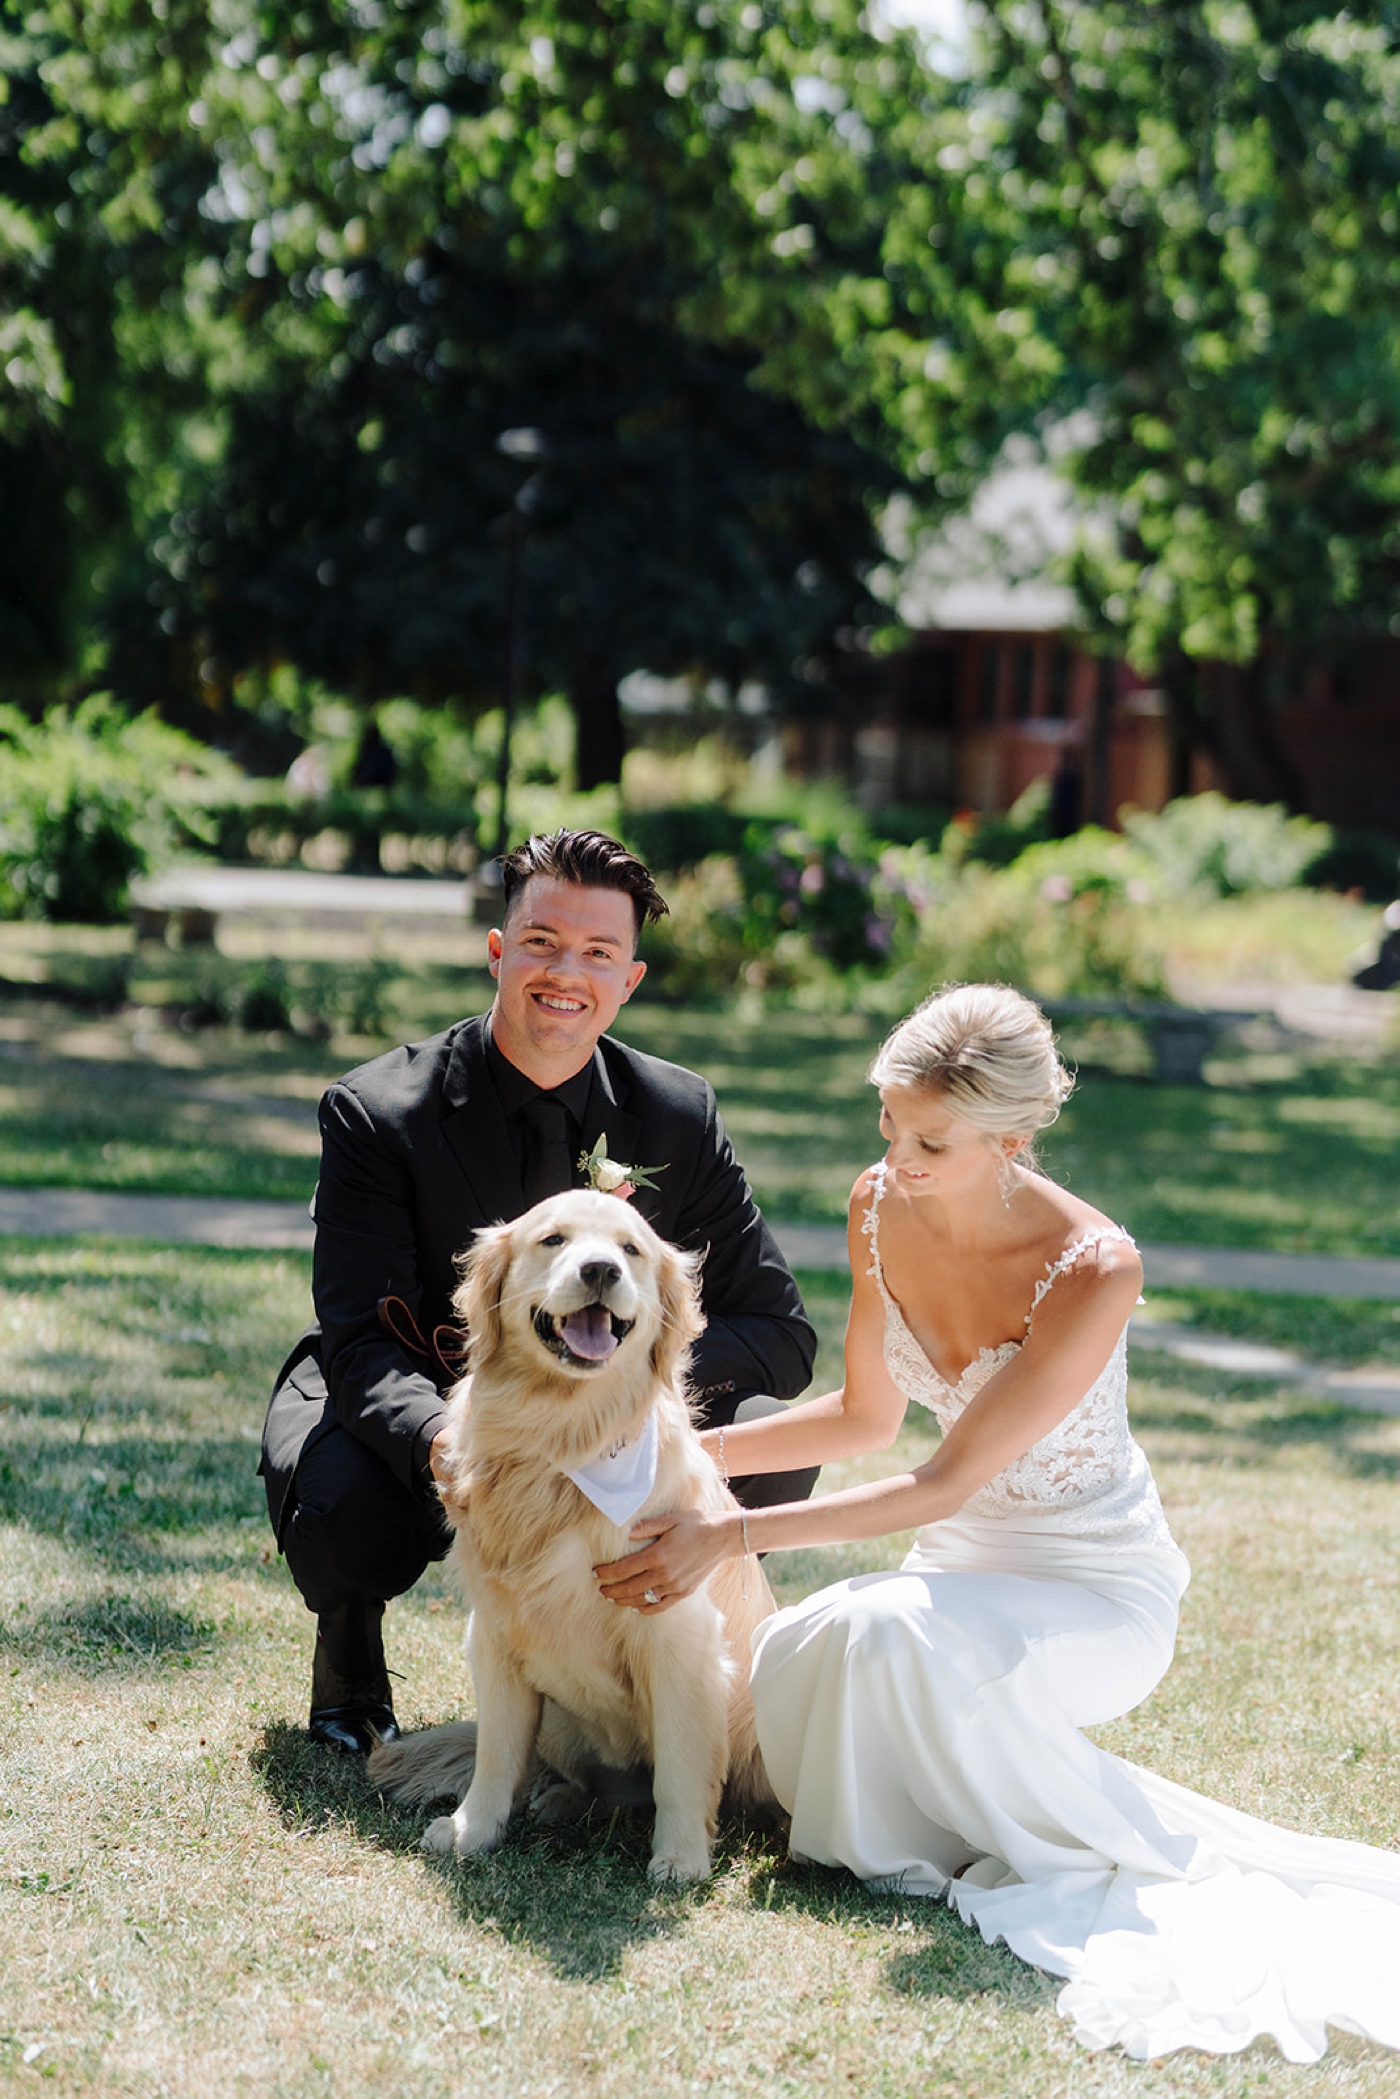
650 1237 704 1387
454 1219 515 1368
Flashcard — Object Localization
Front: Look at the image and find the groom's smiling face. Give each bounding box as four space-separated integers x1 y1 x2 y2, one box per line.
487 875 646 1083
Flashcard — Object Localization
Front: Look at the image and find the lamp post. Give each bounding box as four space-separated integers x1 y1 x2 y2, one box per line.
492 427 547 864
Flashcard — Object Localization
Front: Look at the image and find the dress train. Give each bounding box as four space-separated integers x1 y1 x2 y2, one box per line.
751 1540 1400 2063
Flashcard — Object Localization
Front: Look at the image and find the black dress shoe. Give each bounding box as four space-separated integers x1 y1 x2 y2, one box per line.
308 1598 399 1755
309 1703 401 1756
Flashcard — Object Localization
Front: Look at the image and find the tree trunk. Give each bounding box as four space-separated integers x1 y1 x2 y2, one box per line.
1085 655 1114 826
1212 656 1307 811
1159 653 1202 803
570 656 626 791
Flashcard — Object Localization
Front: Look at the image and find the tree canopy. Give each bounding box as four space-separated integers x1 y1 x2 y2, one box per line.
15 0 1018 779
6 0 1399 802
963 0 1400 796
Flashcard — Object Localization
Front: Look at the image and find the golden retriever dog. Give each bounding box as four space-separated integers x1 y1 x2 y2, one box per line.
366 1188 778 1883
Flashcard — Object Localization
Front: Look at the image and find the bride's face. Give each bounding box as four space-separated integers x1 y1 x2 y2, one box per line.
877 1085 1016 1202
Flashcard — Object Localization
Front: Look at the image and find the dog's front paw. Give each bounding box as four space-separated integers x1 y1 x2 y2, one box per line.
420 1815 462 1856
421 1803 509 1858
646 1843 713 1885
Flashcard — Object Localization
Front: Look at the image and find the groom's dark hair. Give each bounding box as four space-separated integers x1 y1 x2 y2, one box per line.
499 829 669 942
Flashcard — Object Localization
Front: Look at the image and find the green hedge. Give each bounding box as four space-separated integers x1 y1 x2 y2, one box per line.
0 698 242 923
206 786 479 875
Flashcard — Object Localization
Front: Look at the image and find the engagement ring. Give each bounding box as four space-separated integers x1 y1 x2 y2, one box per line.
643 1588 659 1605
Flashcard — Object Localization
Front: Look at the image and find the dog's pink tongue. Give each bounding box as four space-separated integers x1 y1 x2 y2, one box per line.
559 1306 619 1361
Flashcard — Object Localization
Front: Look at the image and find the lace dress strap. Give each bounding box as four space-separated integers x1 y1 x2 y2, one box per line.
860 1161 895 1307
1024 1226 1136 1331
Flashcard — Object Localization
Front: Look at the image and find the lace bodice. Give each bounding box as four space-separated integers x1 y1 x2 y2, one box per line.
863 1163 1174 1551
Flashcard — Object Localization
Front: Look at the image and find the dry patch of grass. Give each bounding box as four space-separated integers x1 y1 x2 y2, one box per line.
3 1248 1400 2095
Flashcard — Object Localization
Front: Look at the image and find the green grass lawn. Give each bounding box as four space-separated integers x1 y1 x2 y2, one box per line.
617 1004 1400 1257
1137 1288 1400 1367
9 987 1398 1264
0 1002 328 1201
1044 1056 1400 1257
3 1242 1399 2095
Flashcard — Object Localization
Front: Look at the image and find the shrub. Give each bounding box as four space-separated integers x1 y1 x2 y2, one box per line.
950 778 1055 869
14 784 146 923
1123 792 1331 899
638 824 1167 1008
870 801 953 850
146 953 405 1039
639 836 931 1002
1303 828 1399 903
738 825 938 974
897 858 1167 1005
209 786 478 875
1005 826 1155 904
620 803 756 874
638 855 761 1001
0 698 241 923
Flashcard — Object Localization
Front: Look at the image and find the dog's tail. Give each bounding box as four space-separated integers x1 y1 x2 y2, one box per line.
366 1720 479 1805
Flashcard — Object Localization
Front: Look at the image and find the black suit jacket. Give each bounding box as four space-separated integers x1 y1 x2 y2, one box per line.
261 1014 815 1537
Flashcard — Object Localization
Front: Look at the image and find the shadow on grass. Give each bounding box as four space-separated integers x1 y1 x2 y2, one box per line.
251 1721 711 1979
249 1718 1058 2007
0 1592 217 1670
0 1433 272 1574
746 1852 1056 2013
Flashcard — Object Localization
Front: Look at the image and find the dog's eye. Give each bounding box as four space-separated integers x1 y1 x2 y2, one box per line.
621 1241 640 1257
539 1232 566 1247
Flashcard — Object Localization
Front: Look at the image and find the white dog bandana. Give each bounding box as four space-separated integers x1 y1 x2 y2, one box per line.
565 1408 659 1527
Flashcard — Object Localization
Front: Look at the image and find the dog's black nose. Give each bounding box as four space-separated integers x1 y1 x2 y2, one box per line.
578 1258 621 1295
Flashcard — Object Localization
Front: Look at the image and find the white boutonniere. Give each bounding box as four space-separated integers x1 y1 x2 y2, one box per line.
577 1132 665 1201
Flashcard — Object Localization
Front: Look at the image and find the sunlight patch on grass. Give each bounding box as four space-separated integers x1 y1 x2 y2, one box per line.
1276 1094 1400 1139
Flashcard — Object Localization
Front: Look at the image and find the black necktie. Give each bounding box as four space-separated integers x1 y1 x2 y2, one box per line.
520 1094 575 1208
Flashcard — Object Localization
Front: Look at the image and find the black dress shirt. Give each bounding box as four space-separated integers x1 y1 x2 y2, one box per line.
483 1031 596 1191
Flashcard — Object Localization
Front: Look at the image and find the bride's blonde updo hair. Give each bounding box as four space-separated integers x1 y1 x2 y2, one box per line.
869 983 1074 1162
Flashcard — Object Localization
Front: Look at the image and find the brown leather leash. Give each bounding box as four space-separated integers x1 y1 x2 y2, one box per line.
376 1294 469 1386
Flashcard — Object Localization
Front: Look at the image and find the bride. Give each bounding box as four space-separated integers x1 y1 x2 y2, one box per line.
596 983 1400 2063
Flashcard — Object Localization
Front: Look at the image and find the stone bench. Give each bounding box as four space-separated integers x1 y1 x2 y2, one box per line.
130 866 473 945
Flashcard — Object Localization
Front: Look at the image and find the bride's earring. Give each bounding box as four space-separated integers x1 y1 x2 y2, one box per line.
997 1137 1025 1208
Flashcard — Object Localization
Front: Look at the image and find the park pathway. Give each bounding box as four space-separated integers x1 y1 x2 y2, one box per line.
3 1184 1399 1415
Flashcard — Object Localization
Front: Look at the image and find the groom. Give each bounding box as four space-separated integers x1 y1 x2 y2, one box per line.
260 827 819 1752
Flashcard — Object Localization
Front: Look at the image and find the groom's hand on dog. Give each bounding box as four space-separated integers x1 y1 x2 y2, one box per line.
429 1378 471 1488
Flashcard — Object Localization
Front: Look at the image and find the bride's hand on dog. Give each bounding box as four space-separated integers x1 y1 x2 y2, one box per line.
595 1510 734 1611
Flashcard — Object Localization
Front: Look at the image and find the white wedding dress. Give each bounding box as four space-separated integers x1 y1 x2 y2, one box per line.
749 1164 1400 2061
